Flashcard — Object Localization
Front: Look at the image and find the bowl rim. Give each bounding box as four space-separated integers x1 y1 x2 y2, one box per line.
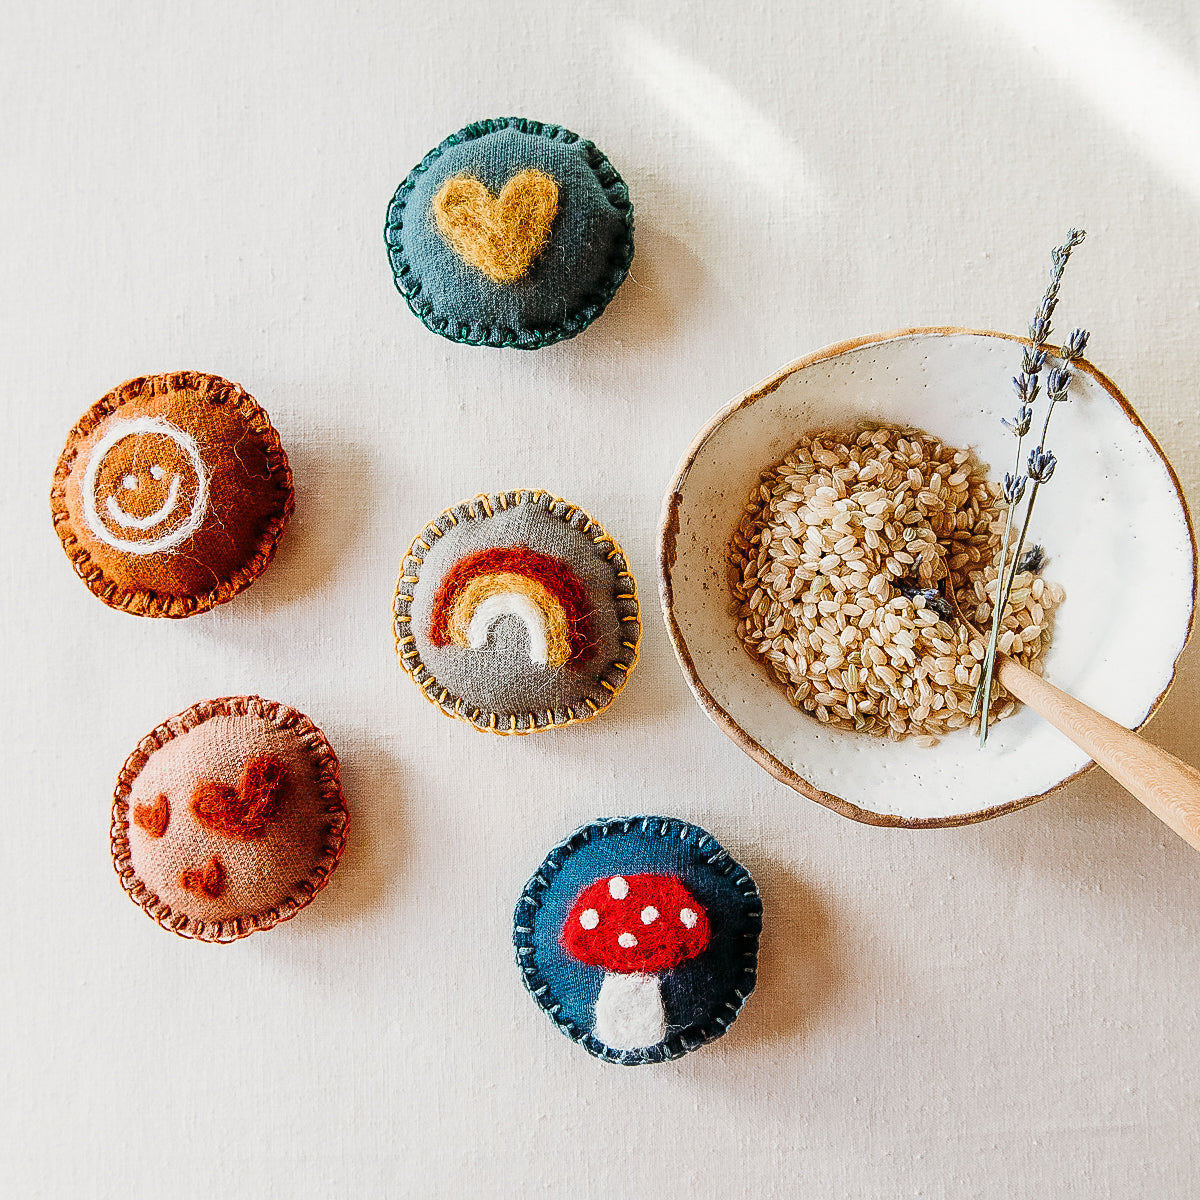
658 326 1198 828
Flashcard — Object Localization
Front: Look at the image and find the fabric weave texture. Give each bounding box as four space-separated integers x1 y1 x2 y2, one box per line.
385 117 634 349
50 372 293 618
394 490 641 734
110 695 349 943
514 816 762 1065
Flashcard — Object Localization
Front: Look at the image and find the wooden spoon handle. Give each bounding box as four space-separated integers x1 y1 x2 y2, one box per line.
996 656 1200 851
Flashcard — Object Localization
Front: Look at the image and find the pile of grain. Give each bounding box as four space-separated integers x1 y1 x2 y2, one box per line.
729 425 1064 743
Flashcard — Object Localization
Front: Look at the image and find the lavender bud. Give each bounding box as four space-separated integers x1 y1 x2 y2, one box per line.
1017 544 1046 574
1011 374 1039 405
1066 328 1090 359
1021 347 1046 375
1046 366 1072 396
1027 447 1057 483
1004 472 1027 502
896 581 954 620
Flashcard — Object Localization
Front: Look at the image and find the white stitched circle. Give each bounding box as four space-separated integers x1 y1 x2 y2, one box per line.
617 932 637 949
680 908 698 929
579 908 599 930
640 906 659 925
80 417 209 555
608 876 629 900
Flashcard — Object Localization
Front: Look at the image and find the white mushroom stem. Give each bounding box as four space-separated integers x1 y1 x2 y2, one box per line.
593 971 666 1050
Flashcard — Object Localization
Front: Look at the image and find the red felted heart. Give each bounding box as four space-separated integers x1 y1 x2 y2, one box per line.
191 755 290 840
179 855 226 898
133 794 169 838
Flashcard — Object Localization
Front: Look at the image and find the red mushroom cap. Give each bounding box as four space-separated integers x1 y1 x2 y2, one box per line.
560 873 710 974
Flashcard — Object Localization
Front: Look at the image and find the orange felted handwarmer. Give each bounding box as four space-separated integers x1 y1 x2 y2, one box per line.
51 371 294 617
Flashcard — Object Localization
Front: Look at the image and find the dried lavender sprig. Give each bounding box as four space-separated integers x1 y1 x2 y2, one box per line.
971 240 1079 714
976 230 1086 744
971 345 1050 715
972 262 1061 718
978 326 1089 744
994 328 1089 625
972 387 1030 721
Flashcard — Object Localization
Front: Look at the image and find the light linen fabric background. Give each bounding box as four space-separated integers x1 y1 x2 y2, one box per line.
3 1 1200 1197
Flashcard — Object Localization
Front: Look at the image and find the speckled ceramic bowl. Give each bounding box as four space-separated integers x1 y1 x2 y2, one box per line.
659 329 1196 827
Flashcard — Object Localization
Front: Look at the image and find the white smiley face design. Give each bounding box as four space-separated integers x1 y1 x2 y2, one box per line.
81 417 210 555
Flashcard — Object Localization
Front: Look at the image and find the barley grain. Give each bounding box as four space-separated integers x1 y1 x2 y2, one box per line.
729 424 1062 740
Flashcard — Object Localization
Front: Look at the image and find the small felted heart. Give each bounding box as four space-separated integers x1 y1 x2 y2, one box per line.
432 169 559 284
133 794 169 838
111 695 349 943
191 754 290 840
179 855 226 899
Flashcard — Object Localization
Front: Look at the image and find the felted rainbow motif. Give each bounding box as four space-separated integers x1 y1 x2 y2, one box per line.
429 546 594 668
393 489 641 735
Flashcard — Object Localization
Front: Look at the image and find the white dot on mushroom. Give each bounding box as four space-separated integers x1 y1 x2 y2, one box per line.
617 932 638 949
641 906 659 925
579 908 599 930
121 474 137 489
680 908 698 928
150 464 165 479
608 876 629 900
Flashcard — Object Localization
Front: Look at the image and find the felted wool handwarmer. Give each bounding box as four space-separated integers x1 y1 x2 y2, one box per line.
50 372 294 617
393 490 641 734
110 696 349 942
385 117 634 349
514 817 762 1065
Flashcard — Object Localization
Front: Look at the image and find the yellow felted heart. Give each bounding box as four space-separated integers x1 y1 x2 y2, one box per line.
431 169 559 284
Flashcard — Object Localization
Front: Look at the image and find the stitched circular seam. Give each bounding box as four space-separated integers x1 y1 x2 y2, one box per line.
110 695 350 943
50 372 294 618
513 816 762 1065
392 489 642 736
384 117 635 349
